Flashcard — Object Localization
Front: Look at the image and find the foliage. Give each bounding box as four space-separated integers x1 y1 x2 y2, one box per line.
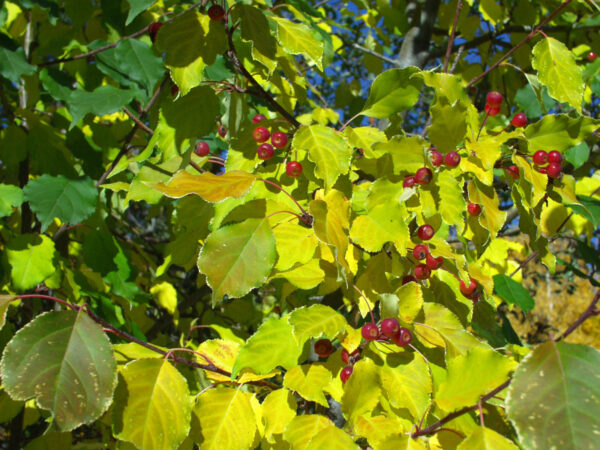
0 0 599 449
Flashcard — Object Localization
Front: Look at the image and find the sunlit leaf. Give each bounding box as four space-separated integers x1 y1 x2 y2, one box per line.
6 235 56 292
283 364 332 407
361 67 422 118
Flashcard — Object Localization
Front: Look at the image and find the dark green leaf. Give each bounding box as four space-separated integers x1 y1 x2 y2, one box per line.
126 0 156 25
23 175 98 231
0 310 117 431
232 5 276 58
40 68 75 102
493 274 535 313
68 86 137 126
566 195 600 227
111 38 164 94
0 48 36 83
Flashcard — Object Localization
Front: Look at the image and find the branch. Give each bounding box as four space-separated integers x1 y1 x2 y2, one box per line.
352 43 400 66
96 76 168 187
467 0 573 87
556 290 600 341
123 107 154 135
226 26 300 128
443 0 462 72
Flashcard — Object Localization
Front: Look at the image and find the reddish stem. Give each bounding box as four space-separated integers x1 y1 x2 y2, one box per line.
259 179 310 218
15 294 77 311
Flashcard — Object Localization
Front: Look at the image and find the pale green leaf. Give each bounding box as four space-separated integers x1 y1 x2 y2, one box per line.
437 171 467 228
350 203 410 254
0 310 117 431
457 427 518 450
271 17 323 70
197 218 276 305
341 359 382 425
525 115 599 152
115 358 192 450
427 101 468 153
437 347 516 412
289 304 347 343
283 364 332 407
0 184 23 218
293 125 351 189
6 234 56 292
232 316 302 379
532 37 583 113
361 67 422 118
273 221 318 271
0 295 17 330
261 389 297 441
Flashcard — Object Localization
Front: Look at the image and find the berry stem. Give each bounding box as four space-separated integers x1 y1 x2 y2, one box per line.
266 210 305 222
259 178 310 218
476 109 490 141
13 294 78 311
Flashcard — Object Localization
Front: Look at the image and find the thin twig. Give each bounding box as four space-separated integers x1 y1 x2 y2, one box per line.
556 290 600 341
443 0 462 72
123 107 154 135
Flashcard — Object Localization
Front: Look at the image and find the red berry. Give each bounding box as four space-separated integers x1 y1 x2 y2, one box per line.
511 113 527 128
417 224 435 241
548 150 562 164
340 348 361 365
415 167 433 185
403 175 417 188
429 148 443 167
194 141 210 157
414 264 431 280
314 338 333 357
392 327 413 347
444 151 461 168
257 143 274 160
253 126 270 143
148 22 163 43
588 51 597 62
413 244 429 260
533 150 548 165
380 318 400 337
537 166 548 174
460 278 478 296
467 203 482 216
361 323 379 341
486 91 503 107
286 161 303 177
425 254 443 270
207 4 225 21
485 104 501 116
271 131 288 149
218 125 227 138
252 114 266 124
340 366 353 384
402 275 417 285
505 165 519 180
547 162 562 178
171 84 179 97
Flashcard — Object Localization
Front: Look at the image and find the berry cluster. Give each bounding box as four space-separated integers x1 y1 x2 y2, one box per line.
403 149 461 189
252 114 302 177
402 225 443 281
533 150 563 179
485 91 503 116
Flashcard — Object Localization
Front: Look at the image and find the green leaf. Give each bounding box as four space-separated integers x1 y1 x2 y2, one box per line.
437 347 516 412
271 16 323 70
156 11 227 68
427 101 468 153
293 125 351 189
564 142 589 169
126 0 156 25
23 175 97 232
507 341 600 450
0 310 117 431
566 195 600 227
493 274 535 313
0 184 23 218
114 358 192 450
350 203 410 253
284 415 357 449
111 38 164 94
6 234 56 292
341 359 382 425
532 37 583 113
525 115 599 152
233 5 276 58
193 388 258 449
374 136 427 174
437 171 467 228
68 86 136 126
232 316 302 379
380 353 432 420
360 67 422 118
289 304 347 343
457 427 519 450
514 83 556 118
198 218 276 305
283 364 332 407
0 48 36 83
162 86 220 144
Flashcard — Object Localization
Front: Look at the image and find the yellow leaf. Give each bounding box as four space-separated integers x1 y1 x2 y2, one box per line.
341 359 381 425
284 364 332 407
262 389 297 442
193 388 257 450
273 258 325 289
273 221 318 271
283 415 357 449
150 282 177 315
468 179 507 238
354 416 411 449
152 170 256 203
